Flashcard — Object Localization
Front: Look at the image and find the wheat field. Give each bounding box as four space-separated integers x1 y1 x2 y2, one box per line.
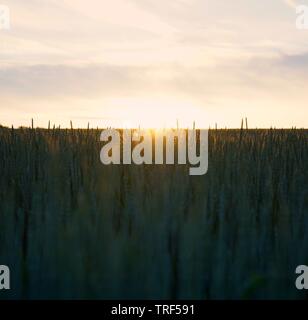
0 126 307 299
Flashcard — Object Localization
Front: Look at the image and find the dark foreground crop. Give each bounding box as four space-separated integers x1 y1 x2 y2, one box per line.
0 127 307 299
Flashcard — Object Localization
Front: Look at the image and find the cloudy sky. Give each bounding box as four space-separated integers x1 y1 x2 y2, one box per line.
0 0 308 128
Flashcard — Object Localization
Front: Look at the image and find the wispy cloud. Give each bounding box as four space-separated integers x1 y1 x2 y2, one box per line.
1 1 308 127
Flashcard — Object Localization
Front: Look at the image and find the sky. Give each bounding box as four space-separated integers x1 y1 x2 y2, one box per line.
0 0 308 128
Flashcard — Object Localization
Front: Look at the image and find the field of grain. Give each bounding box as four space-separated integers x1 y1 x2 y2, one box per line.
0 127 307 299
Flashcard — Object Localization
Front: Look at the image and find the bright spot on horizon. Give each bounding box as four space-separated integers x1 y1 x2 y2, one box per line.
107 98 210 129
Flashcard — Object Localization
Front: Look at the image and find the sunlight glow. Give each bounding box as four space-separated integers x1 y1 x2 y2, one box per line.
103 98 210 129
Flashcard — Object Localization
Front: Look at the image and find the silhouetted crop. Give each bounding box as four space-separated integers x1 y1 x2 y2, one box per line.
0 127 307 299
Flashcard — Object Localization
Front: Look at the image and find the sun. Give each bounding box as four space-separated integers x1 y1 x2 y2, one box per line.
101 97 210 129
